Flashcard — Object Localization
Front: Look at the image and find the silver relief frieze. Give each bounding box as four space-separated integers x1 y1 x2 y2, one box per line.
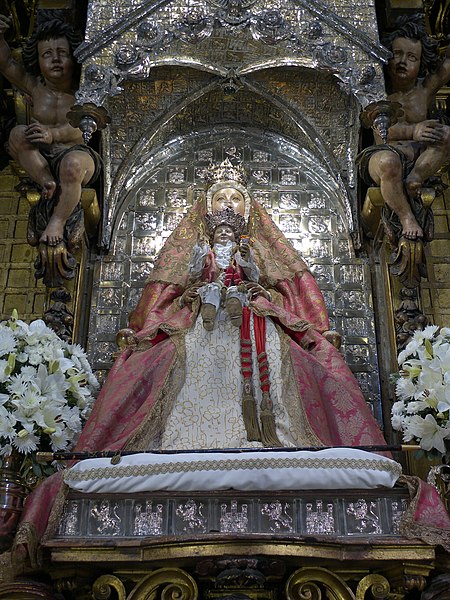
77 0 387 106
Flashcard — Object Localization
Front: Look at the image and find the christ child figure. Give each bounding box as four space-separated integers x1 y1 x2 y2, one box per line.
187 208 262 331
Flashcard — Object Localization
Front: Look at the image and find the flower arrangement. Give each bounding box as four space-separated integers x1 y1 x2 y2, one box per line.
392 325 450 456
0 311 98 482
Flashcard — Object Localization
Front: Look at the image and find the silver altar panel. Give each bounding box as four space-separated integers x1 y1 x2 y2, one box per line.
57 489 409 539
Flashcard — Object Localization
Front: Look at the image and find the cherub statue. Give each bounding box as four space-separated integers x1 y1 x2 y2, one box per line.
358 14 450 241
0 10 101 246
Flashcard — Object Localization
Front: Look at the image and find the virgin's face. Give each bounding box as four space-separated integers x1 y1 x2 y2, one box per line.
212 187 245 215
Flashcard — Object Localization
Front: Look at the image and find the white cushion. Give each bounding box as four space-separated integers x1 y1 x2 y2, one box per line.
64 448 402 493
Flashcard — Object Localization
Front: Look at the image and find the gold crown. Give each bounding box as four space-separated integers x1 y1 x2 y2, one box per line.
204 158 248 187
204 208 247 241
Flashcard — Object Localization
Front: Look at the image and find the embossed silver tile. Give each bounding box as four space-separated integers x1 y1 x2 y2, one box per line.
88 499 124 537
174 498 209 534
260 500 294 533
344 498 383 535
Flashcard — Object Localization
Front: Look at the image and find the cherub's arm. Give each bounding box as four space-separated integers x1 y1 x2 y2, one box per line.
424 43 450 98
386 121 416 142
0 14 36 94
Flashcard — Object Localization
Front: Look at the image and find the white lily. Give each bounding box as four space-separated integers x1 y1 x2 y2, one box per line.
0 313 96 473
406 414 450 454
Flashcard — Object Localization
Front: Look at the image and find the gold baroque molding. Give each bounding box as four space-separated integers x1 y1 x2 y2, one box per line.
355 574 390 600
286 567 355 600
127 568 198 600
92 574 126 600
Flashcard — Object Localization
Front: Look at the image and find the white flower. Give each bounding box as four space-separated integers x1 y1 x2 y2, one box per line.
88 373 99 389
0 443 13 457
40 342 64 361
395 377 417 400
405 414 450 454
48 357 75 375
61 406 82 434
430 343 450 374
413 325 439 342
398 339 421 364
12 423 39 454
0 406 17 440
436 395 450 415
0 313 96 474
24 346 45 366
0 326 17 356
50 426 72 451
33 404 63 435
391 414 405 431
32 364 70 402
392 400 406 415
25 319 54 344
401 360 422 380
405 400 431 414
11 388 42 420
7 370 35 396
418 365 443 389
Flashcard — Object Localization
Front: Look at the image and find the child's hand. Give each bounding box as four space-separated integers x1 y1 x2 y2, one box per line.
239 242 250 260
25 121 54 145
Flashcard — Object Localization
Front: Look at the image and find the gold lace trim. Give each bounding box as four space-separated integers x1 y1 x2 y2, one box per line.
278 328 322 446
42 479 69 543
398 474 450 551
65 456 402 483
123 333 187 451
12 521 39 570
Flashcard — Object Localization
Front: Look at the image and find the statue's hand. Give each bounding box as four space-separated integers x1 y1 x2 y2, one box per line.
413 120 445 144
25 121 54 145
0 14 12 36
246 282 271 301
239 242 250 261
180 281 205 306
322 330 342 349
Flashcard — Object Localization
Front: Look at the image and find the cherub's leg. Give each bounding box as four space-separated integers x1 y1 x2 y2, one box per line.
406 128 450 197
368 149 423 240
8 125 56 198
40 150 95 246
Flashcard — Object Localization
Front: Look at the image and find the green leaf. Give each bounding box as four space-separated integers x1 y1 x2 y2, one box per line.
424 339 433 358
32 462 43 477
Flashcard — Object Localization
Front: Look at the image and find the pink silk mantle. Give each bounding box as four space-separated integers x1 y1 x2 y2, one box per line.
16 199 450 559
